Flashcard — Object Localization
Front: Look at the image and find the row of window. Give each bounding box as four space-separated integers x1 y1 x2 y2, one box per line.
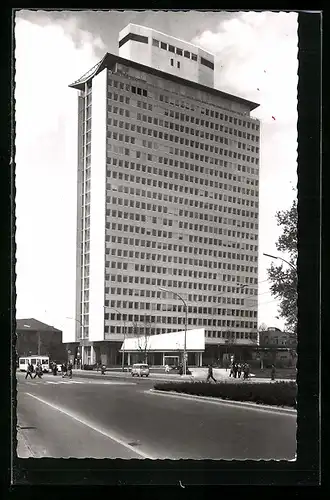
108 256 256 273
106 108 260 154
103 327 257 337
108 228 258 246
107 135 259 167
108 77 260 132
107 186 258 215
107 127 259 155
109 216 257 234
109 156 258 181
105 274 258 291
108 98 260 141
107 307 256 319
106 234 257 255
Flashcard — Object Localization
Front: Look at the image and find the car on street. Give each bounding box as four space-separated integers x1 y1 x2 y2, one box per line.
131 363 150 377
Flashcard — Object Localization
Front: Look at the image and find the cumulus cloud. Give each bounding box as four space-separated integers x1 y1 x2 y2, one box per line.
15 17 105 336
193 12 298 328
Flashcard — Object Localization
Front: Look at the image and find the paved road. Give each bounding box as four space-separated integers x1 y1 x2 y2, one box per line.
16 372 296 460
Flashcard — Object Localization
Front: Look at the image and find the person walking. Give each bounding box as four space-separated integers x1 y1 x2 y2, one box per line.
33 362 42 379
206 364 217 383
271 364 276 381
237 363 242 379
233 363 238 379
62 363 67 378
25 362 33 379
67 361 73 379
243 363 250 380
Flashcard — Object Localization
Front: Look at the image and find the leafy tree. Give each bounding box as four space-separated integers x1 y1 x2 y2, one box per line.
267 199 298 335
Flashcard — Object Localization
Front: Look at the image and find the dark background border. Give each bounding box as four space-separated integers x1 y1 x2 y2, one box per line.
1 6 322 492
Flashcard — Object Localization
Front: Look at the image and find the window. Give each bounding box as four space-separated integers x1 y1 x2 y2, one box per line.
200 57 214 70
170 58 174 66
168 44 175 53
176 47 183 56
177 61 181 69
152 38 159 47
184 50 190 59
191 53 197 61
160 41 167 50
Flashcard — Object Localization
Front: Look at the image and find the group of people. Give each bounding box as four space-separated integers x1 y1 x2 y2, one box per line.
25 361 43 379
50 361 73 378
229 362 250 380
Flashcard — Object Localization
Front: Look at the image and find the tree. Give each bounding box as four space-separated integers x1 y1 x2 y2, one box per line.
133 318 154 363
267 199 298 335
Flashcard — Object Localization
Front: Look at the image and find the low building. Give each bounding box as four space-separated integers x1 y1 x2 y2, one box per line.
252 327 297 368
16 318 67 362
120 328 205 366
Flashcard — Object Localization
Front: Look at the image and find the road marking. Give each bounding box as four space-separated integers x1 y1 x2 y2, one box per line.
44 379 136 386
25 393 153 459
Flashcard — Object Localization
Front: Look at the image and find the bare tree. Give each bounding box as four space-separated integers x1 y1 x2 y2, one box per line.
134 317 154 363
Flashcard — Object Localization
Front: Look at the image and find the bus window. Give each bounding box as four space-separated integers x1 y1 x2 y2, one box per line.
41 358 48 364
31 358 36 364
19 358 26 364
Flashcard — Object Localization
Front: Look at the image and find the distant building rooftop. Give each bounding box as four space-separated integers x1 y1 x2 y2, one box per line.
16 318 61 333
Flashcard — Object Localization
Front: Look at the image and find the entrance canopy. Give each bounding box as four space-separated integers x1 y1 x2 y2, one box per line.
120 328 205 353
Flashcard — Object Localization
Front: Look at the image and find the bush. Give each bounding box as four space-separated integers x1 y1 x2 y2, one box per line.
153 381 297 408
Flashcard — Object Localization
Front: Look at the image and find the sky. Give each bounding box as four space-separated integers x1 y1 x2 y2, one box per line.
14 10 298 339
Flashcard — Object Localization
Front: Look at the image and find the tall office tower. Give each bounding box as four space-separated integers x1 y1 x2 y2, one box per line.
69 26 260 366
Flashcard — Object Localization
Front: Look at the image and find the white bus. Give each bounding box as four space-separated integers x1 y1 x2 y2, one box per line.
19 356 50 373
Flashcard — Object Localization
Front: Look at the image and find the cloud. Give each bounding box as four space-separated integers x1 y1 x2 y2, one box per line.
192 11 298 329
15 17 105 336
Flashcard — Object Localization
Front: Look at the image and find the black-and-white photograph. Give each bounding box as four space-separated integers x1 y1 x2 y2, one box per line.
15 10 298 460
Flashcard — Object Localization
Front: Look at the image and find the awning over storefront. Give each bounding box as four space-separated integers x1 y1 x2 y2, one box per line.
120 328 205 353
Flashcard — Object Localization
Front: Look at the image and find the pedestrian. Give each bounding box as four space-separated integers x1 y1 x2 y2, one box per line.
271 364 276 381
233 363 238 378
243 363 250 380
237 363 242 379
33 362 43 379
229 363 233 377
62 363 67 378
25 362 33 379
165 364 170 374
178 364 183 376
206 364 217 383
67 361 73 379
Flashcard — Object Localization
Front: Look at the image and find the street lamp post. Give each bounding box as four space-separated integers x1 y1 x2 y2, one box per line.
263 253 297 273
159 287 188 376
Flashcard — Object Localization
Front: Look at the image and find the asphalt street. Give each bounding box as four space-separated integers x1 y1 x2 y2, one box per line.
16 371 297 460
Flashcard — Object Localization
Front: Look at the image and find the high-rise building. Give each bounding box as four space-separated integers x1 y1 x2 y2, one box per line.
69 26 260 366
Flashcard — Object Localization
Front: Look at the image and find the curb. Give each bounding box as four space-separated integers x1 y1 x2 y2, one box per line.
147 389 297 415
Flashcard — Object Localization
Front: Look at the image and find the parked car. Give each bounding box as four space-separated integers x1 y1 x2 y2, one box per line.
131 363 150 377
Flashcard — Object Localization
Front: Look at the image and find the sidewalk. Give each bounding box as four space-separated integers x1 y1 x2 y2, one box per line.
72 368 295 384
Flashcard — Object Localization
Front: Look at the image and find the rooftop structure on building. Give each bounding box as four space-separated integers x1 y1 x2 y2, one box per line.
67 24 261 368
118 23 215 88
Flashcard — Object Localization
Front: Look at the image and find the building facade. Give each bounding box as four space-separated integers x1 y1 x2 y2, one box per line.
16 318 67 363
69 29 260 367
